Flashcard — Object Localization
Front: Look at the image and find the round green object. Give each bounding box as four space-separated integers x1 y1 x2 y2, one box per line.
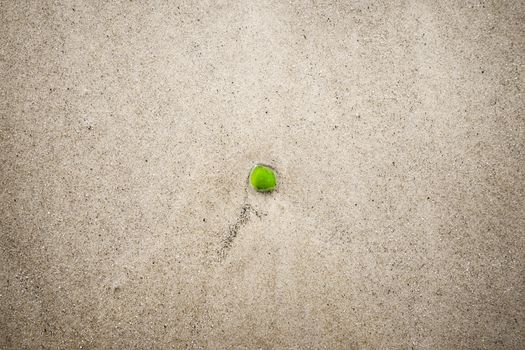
249 164 277 192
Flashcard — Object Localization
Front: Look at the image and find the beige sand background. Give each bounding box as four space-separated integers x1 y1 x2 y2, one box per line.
1 0 524 349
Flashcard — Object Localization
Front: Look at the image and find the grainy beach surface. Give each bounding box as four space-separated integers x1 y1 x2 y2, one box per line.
1 1 524 349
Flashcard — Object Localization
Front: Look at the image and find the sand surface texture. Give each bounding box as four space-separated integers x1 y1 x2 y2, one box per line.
1 1 524 349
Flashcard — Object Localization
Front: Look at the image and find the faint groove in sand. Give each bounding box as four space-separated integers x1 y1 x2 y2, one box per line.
218 203 263 260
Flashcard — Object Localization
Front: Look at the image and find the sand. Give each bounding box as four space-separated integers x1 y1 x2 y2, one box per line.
1 1 524 349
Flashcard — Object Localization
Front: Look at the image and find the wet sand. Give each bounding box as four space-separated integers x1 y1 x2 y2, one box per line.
1 1 524 349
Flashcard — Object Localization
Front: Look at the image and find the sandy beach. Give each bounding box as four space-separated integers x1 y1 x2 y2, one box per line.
1 1 524 349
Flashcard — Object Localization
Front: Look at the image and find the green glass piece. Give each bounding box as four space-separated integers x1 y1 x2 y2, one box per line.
249 164 277 192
